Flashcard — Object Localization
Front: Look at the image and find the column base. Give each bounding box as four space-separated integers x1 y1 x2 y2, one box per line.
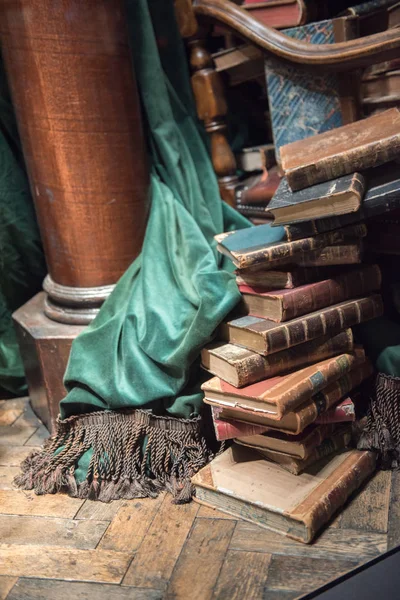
13 292 86 432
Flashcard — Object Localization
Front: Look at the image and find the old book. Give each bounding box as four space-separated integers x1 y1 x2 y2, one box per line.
225 294 383 355
201 351 363 420
237 427 353 474
213 45 264 87
242 0 310 29
192 445 376 543
201 329 354 387
362 70 400 105
266 16 359 160
204 360 373 435
235 144 276 172
236 265 347 289
211 406 268 441
212 396 356 440
215 223 367 270
283 164 400 241
236 168 281 208
281 108 400 191
239 264 381 322
235 422 340 459
268 173 365 225
315 396 356 424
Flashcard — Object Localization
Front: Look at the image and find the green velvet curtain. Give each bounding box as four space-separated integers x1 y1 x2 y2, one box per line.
0 59 46 396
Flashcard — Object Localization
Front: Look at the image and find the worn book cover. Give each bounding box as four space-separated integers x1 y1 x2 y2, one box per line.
281 108 400 191
216 223 367 270
201 351 363 420
211 396 356 440
237 426 352 474
204 361 373 434
226 294 383 355
283 164 400 241
239 264 381 322
269 173 365 225
235 422 340 459
201 329 354 387
192 445 376 543
236 265 346 290
265 17 357 160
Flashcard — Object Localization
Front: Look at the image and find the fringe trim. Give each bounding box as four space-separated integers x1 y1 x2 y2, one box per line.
14 408 214 503
357 373 400 469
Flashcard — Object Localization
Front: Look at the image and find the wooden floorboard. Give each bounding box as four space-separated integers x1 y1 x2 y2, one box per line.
0 397 396 599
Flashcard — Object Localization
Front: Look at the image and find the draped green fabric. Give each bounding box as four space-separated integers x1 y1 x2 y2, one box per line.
0 60 46 396
61 0 250 425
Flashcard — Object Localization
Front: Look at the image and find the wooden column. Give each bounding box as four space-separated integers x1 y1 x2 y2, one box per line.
0 0 150 429
0 0 150 324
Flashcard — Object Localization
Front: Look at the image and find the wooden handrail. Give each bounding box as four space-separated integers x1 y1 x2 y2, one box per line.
194 0 400 70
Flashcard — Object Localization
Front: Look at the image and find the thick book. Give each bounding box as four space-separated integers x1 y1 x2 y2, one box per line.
268 173 365 225
242 0 310 29
266 16 360 160
225 294 383 355
215 223 367 270
235 143 276 172
201 329 354 387
236 265 348 290
362 70 400 104
192 445 376 543
283 164 400 240
239 264 381 322
204 360 373 435
237 427 353 474
211 396 356 440
280 108 400 191
201 351 363 420
235 422 340 460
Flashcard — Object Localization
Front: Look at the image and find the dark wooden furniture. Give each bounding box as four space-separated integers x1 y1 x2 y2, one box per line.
178 0 400 206
0 0 150 427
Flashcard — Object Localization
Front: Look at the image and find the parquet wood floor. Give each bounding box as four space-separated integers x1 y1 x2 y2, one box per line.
0 397 397 600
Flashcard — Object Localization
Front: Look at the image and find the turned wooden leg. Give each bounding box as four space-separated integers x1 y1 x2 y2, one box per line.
0 0 150 325
0 0 150 429
175 0 239 207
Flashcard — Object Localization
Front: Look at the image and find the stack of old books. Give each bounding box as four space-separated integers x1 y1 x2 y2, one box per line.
192 108 400 544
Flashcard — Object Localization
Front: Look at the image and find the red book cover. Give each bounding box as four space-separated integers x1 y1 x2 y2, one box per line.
211 406 268 441
315 396 356 424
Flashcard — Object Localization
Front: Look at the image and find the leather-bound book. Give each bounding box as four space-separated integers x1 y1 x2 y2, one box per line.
236 265 348 289
235 422 340 460
192 445 376 543
225 294 383 355
201 329 354 387
362 70 400 105
298 243 363 267
239 264 381 322
201 351 363 420
283 164 400 241
268 173 365 225
203 361 373 434
280 108 400 191
237 426 352 474
215 223 367 270
242 0 311 29
211 396 356 440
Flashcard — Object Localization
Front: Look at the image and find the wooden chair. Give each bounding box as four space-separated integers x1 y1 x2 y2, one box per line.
176 0 400 206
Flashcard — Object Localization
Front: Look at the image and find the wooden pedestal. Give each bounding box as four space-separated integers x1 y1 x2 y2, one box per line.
13 293 85 432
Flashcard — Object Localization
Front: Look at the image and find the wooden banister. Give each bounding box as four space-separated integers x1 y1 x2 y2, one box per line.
194 0 400 70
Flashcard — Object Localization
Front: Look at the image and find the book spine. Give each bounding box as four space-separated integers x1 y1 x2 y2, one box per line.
229 329 353 387
211 411 268 441
279 265 381 322
264 294 383 355
241 224 367 269
314 398 356 424
286 136 400 191
276 353 360 416
284 214 360 242
298 243 362 267
301 451 376 543
285 428 352 475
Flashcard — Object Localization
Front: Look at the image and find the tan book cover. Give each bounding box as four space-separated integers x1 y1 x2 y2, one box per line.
201 352 362 419
192 445 376 543
201 329 354 387
236 426 352 474
281 108 400 191
204 360 373 434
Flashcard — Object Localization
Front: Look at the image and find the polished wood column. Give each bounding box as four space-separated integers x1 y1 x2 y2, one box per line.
0 0 150 324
